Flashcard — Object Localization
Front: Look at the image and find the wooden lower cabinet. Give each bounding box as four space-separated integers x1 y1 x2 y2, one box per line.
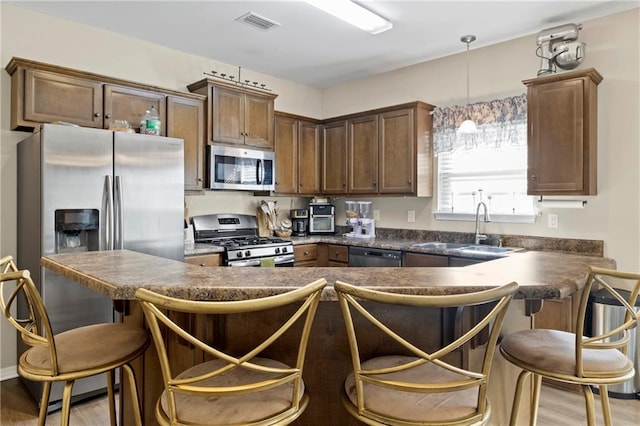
294 244 318 267
328 244 349 266
403 252 449 267
184 253 222 267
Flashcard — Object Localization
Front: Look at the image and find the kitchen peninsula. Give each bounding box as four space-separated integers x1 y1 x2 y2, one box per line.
42 249 614 425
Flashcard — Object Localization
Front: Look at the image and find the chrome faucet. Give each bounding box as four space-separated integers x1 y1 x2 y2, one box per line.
474 202 490 245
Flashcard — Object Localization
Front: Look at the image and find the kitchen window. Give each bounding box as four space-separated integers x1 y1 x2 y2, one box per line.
432 94 536 223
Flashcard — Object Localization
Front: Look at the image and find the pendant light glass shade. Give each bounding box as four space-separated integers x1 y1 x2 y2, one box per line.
458 34 478 134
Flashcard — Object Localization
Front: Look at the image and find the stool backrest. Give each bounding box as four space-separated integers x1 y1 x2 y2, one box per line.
0 255 59 375
335 280 518 425
576 266 640 375
135 278 326 424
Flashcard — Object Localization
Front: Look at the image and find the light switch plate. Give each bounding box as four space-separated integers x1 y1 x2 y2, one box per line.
408 210 416 223
373 210 380 221
548 214 558 228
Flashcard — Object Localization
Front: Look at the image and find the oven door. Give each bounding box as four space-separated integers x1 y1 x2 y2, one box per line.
209 145 274 191
227 254 294 267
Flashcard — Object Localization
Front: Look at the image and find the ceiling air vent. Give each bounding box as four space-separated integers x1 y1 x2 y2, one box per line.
235 12 281 31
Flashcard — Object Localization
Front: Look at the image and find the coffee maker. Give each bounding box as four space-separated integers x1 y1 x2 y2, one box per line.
290 209 309 237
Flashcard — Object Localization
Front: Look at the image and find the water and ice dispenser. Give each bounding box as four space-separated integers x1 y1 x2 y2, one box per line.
55 209 99 253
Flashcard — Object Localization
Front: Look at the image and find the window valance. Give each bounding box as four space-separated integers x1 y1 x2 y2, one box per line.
433 94 527 154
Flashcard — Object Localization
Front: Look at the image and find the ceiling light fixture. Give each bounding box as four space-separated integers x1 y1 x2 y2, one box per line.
458 34 478 134
304 0 392 35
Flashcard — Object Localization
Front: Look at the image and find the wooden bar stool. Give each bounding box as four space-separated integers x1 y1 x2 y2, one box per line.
335 280 518 425
0 255 149 426
500 266 640 425
135 278 326 425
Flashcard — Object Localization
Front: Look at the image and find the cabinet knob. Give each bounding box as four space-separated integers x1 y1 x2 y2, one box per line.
304 251 309 255
408 180 412 184
199 263 206 267
373 181 377 185
530 174 537 181
105 114 111 119
197 178 203 182
94 112 101 118
300 183 304 187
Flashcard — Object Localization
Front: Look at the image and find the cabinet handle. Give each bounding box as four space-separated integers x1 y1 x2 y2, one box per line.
373 181 377 185
199 263 206 267
304 251 309 255
94 112 101 118
530 174 537 181
105 114 111 119
197 178 203 182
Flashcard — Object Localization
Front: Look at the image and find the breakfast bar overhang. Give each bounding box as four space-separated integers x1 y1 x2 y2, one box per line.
41 249 615 425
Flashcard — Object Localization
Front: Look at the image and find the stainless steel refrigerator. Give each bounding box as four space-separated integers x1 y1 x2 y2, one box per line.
17 123 184 410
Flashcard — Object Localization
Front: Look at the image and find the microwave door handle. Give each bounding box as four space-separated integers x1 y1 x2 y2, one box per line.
256 159 263 185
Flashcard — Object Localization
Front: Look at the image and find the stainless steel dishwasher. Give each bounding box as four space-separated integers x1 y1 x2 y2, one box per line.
348 246 403 267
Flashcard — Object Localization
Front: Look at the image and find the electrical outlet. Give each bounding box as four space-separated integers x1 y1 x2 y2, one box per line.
548 214 558 228
408 210 416 223
373 209 380 221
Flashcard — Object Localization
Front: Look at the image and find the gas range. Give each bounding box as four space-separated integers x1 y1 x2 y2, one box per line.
191 214 294 267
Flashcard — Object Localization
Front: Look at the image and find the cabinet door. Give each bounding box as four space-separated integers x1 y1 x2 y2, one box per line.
403 252 448 267
212 86 244 145
184 254 222 267
294 244 318 267
274 115 298 194
322 121 349 194
527 76 597 195
245 93 274 149
298 120 321 194
349 115 379 194
167 96 205 191
24 69 103 128
104 85 166 134
379 108 415 194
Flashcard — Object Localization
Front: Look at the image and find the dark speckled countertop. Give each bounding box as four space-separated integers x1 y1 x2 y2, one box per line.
42 248 615 302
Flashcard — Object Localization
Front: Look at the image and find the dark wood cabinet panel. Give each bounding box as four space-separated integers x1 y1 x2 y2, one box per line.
322 120 349 194
298 120 321 194
403 252 448 267
104 85 166 134
184 254 222 267
23 69 103 128
524 68 602 195
167 96 205 191
274 115 298 194
212 86 244 145
379 108 415 194
245 93 274 149
294 244 318 267
348 115 379 193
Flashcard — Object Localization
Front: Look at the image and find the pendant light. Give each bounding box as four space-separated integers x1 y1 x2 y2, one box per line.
458 34 478 134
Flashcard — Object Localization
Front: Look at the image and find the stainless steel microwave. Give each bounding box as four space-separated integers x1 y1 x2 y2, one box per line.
208 145 275 191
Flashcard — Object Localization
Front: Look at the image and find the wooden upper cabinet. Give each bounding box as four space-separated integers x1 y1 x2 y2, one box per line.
274 114 298 194
22 69 103 129
104 85 166 134
167 96 206 191
275 113 321 195
524 68 602 195
322 120 349 194
188 78 277 150
379 108 415 194
348 115 379 194
298 120 321 194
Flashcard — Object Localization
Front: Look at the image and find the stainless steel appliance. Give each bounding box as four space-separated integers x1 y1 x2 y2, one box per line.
17 124 184 410
290 209 309 237
348 247 403 267
209 145 275 191
192 214 294 266
308 203 335 235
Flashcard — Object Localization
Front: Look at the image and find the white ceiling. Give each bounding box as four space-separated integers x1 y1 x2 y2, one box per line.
8 1 638 88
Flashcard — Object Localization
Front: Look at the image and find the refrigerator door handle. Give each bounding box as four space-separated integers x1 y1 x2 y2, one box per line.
104 175 114 250
114 176 124 250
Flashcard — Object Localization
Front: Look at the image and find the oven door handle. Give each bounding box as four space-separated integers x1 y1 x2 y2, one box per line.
228 255 294 267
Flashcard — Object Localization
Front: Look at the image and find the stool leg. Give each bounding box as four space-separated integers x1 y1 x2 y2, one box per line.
581 384 596 426
599 385 613 426
107 370 117 426
37 381 52 426
509 370 530 426
530 374 542 425
61 380 75 426
122 363 143 426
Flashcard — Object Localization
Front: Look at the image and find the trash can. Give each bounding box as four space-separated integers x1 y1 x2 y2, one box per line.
590 288 640 399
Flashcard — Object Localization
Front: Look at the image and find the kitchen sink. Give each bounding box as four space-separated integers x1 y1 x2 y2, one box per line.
410 242 470 250
456 245 516 255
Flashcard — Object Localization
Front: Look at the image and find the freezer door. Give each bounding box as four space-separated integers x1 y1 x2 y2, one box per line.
114 132 184 261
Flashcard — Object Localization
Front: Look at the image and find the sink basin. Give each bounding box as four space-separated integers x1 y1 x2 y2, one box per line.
456 245 516 255
410 242 469 250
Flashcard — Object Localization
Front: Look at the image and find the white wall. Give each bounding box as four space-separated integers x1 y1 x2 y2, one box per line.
1 4 638 374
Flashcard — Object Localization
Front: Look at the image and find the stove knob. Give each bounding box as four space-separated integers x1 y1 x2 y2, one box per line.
245 250 251 257
236 252 243 258
282 247 288 253
275 247 281 254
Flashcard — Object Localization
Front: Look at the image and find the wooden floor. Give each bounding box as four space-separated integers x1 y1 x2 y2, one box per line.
1 377 639 425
